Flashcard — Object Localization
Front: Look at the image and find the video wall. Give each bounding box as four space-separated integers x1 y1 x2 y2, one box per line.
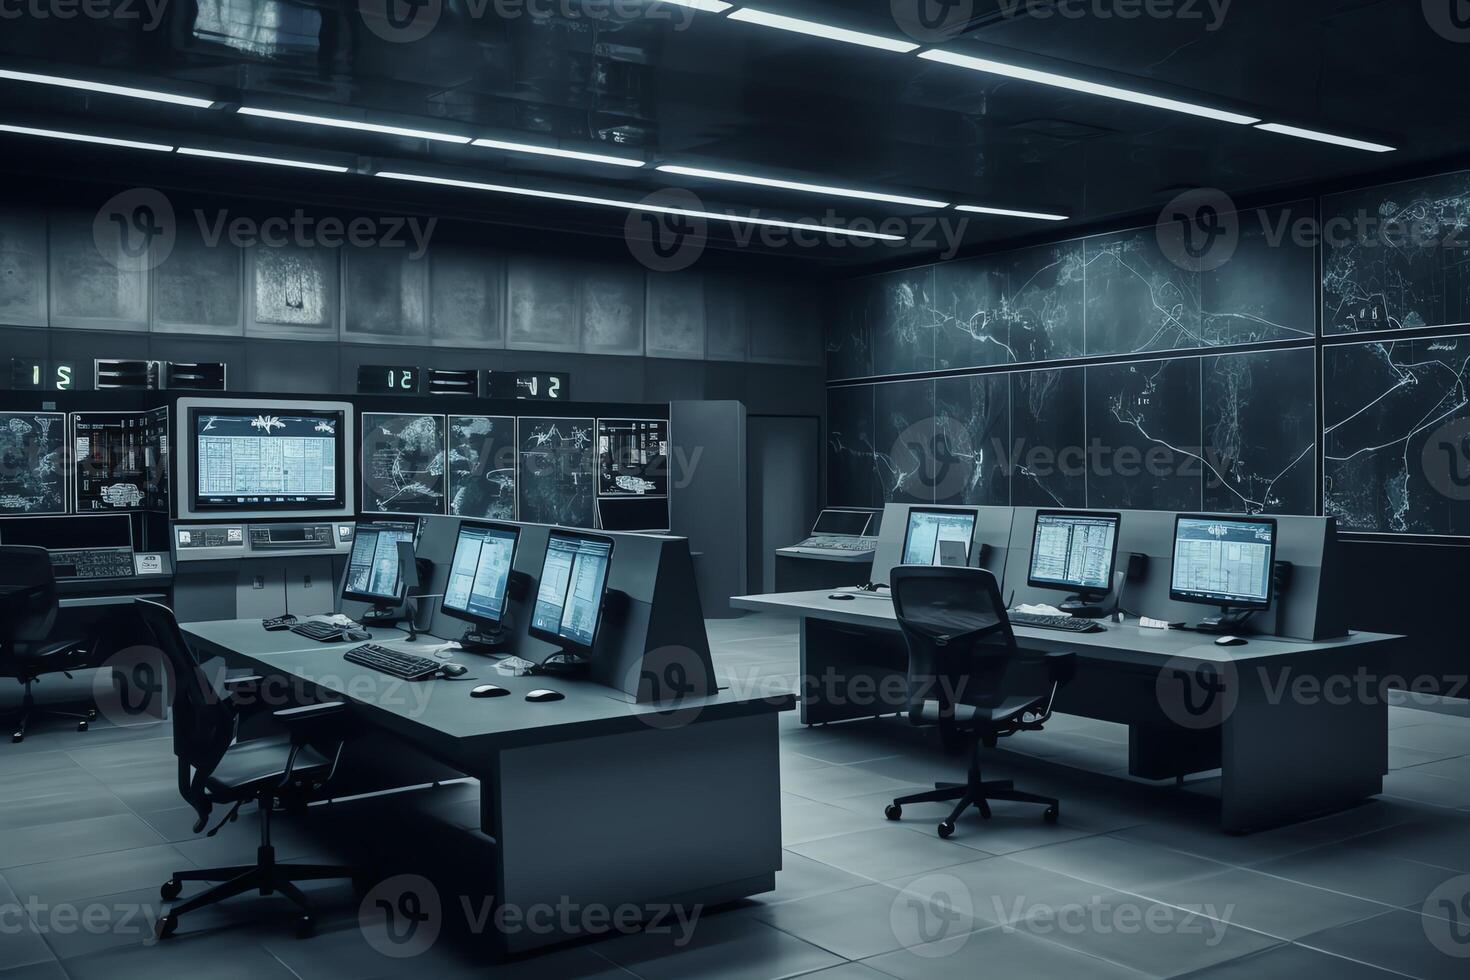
828 168 1470 537
0 409 169 518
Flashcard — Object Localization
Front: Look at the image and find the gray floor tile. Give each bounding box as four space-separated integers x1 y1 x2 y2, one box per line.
788 828 989 882
2 843 193 906
0 813 163 869
862 923 1150 980
1299 909 1470 980
1388 725 1470 756
1381 770 1470 809
780 795 880 846
0 875 56 971
783 766 917 803
751 882 978 960
0 962 69 980
1252 844 1458 908
595 912 843 980
1176 941 1404 978
60 940 303 980
1009 835 1231 892
1137 867 1386 941
0 751 79 778
1348 818 1470 872
757 852 871 906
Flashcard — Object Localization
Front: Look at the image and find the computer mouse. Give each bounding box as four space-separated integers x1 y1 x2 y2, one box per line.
829 594 855 601
343 629 372 642
525 689 565 703
471 684 510 699
1214 636 1248 647
441 663 469 677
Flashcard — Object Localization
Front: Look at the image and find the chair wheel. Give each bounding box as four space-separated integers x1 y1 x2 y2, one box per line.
155 914 178 940
885 804 902 821
296 914 315 938
161 879 182 900
10 732 21 744
1044 805 1059 824
86 709 97 720
938 820 955 839
77 721 88 732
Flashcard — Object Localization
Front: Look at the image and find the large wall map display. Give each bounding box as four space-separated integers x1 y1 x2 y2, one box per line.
361 413 447 516
0 412 66 515
447 415 516 521
517 417 596 527
1323 171 1470 335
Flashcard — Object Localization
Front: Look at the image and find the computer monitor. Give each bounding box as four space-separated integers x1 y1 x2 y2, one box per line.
440 521 521 646
812 509 872 537
1171 514 1278 632
901 509 977 567
530 531 615 658
0 515 134 581
1027 511 1122 617
597 497 670 533
342 521 418 618
176 398 353 521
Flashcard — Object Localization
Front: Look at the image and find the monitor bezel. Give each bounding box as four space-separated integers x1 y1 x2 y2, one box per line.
1026 509 1124 595
900 507 978 567
811 509 873 538
340 520 419 607
175 398 355 521
1169 513 1279 611
527 529 616 655
438 519 523 631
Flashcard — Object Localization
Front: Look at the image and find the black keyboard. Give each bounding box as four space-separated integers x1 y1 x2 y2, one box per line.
1009 612 1106 634
290 620 362 643
344 644 442 681
263 615 297 631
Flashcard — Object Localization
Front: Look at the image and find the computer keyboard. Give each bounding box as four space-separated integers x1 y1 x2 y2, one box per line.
795 536 877 552
290 620 365 643
1009 612 1107 634
344 644 442 681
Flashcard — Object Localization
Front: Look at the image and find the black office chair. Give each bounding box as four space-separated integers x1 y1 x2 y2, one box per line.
883 566 1077 839
132 598 356 939
0 546 94 743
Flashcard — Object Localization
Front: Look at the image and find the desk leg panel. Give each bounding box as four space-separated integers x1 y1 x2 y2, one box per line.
489 712 782 954
800 618 907 726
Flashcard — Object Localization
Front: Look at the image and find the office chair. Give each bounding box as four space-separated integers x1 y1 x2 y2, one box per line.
0 546 94 743
883 566 1077 839
132 598 356 939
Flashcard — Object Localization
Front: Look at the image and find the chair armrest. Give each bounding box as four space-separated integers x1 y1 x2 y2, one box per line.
222 674 264 695
274 700 348 741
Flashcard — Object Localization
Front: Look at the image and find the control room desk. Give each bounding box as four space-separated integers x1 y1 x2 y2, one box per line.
732 590 1404 834
183 620 794 953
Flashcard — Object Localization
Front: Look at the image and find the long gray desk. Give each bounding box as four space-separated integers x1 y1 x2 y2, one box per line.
184 620 793 954
733 590 1403 834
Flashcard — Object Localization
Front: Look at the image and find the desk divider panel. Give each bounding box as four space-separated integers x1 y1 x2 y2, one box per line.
414 516 716 702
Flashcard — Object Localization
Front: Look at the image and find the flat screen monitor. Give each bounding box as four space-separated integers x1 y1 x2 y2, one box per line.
1028 511 1121 595
1171 515 1277 610
342 521 418 606
597 497 670 532
441 521 521 630
0 514 132 550
812 510 872 537
901 509 977 566
183 401 349 517
530 531 614 654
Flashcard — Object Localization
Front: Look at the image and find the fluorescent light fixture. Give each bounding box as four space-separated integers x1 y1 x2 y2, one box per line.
657 164 948 209
238 106 472 144
728 8 919 53
1254 123 1395 154
177 147 351 173
0 69 215 108
660 0 733 11
0 124 173 152
956 204 1068 221
918 50 1259 126
472 138 645 168
375 171 905 241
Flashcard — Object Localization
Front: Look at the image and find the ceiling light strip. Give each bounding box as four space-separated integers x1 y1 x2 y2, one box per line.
375 171 906 241
0 69 214 108
238 106 472 144
918 50 1259 126
472 138 645 168
1254 123 1395 153
0 123 173 152
657 164 947 209
728 8 919 53
660 0 734 11
955 204 1068 221
177 147 351 172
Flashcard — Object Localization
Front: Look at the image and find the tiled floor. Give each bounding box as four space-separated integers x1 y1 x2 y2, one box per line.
3 612 1470 978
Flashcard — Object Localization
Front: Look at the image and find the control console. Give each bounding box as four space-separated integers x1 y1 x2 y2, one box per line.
173 521 357 563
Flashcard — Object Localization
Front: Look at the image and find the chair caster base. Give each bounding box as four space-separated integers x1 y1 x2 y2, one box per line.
1044 805 1059 824
77 721 88 733
885 804 902 821
938 820 955 839
161 878 182 901
155 914 178 940
10 732 21 744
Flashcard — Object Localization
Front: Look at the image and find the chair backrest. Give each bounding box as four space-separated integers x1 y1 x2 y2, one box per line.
890 565 1016 717
0 546 59 651
132 599 234 781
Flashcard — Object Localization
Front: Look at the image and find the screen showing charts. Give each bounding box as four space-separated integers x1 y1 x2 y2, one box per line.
1172 517 1276 607
1029 512 1119 592
343 523 416 603
192 409 342 509
901 510 976 566
531 532 614 650
442 523 520 627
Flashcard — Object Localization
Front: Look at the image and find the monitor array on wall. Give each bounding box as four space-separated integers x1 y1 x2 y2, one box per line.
827 171 1470 538
0 410 169 518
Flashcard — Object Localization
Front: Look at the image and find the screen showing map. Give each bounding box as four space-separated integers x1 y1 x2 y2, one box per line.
191 409 344 511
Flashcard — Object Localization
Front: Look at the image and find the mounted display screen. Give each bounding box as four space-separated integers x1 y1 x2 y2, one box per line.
189 407 347 513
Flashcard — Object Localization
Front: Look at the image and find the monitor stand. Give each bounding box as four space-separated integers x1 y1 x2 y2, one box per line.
1060 593 1110 619
359 604 401 628
537 646 591 678
458 626 511 653
1196 607 1257 635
